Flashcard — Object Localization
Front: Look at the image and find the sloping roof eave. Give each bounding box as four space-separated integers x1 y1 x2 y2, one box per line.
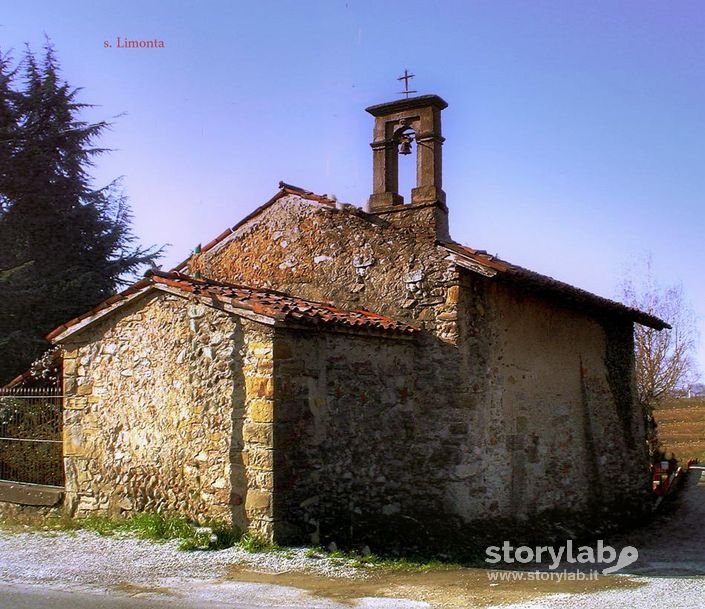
47 271 418 343
47 284 156 343
172 182 337 272
440 241 669 331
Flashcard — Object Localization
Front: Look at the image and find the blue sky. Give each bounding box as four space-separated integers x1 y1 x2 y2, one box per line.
3 0 704 374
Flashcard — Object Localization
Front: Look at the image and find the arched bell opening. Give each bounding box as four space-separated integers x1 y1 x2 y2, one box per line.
394 123 416 205
366 95 448 212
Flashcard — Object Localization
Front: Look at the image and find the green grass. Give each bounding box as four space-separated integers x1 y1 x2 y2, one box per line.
79 512 198 542
1 511 468 570
2 512 243 551
303 546 324 558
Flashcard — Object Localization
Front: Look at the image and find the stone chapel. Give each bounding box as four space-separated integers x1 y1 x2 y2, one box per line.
49 94 666 547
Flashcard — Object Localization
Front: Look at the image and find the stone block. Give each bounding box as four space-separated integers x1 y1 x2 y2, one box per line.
64 377 77 395
445 285 461 304
245 376 274 399
248 342 273 358
245 490 272 518
243 422 273 446
248 399 274 423
78 495 99 512
254 470 274 491
63 426 85 457
63 397 86 412
63 358 78 375
244 447 274 470
76 381 94 396
212 477 228 489
249 518 274 541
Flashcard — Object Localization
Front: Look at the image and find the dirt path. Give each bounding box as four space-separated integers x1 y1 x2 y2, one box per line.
226 564 640 608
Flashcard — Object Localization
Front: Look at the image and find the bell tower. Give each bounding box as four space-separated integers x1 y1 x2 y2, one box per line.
365 94 449 240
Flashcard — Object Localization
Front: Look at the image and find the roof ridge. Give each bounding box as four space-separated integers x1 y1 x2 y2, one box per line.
172 183 336 272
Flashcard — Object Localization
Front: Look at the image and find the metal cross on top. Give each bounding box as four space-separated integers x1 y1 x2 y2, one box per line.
397 69 417 99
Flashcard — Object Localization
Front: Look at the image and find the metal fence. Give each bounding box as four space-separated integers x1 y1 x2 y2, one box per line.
0 387 63 487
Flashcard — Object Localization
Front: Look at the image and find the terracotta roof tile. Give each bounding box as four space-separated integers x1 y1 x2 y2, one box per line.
162 182 666 332
149 271 416 335
47 271 417 342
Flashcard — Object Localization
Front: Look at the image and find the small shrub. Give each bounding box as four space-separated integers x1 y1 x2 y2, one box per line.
239 532 278 553
127 513 193 542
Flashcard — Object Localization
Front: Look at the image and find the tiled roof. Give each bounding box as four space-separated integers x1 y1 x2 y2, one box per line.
47 271 418 342
440 240 669 330
149 271 417 334
172 181 667 332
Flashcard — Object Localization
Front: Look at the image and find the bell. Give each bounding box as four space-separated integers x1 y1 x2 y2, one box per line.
398 135 413 155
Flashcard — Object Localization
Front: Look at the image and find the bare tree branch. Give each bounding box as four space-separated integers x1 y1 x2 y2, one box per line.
621 258 699 412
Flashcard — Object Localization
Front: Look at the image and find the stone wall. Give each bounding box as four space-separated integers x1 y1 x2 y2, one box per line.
56 194 649 544
187 194 650 541
270 329 422 545
239 322 276 538
265 280 648 549
60 291 276 536
455 276 650 522
0 502 63 522
190 195 461 342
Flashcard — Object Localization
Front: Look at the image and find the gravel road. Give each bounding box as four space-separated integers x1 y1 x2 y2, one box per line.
497 468 705 608
1 470 704 608
0 530 409 608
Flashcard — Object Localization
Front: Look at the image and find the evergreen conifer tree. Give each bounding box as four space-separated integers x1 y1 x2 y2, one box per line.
0 42 160 384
